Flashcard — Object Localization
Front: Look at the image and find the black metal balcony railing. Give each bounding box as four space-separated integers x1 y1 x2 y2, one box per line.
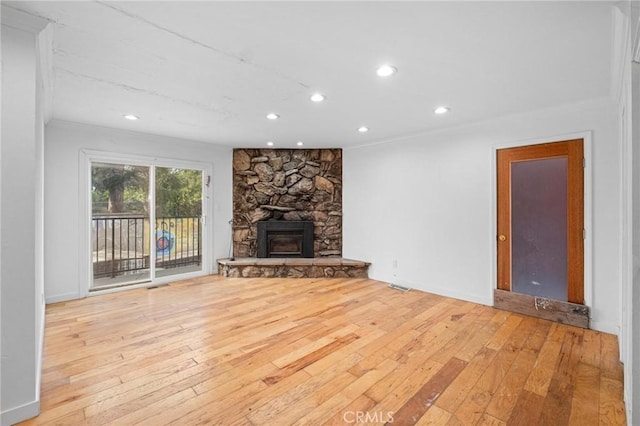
92 215 201 279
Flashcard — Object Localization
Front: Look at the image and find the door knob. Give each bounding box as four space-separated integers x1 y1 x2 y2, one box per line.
498 235 507 242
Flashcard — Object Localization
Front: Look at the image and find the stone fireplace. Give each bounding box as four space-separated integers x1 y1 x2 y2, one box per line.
222 148 369 278
232 148 342 258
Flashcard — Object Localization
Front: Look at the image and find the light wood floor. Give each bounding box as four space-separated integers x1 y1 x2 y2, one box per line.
20 276 626 425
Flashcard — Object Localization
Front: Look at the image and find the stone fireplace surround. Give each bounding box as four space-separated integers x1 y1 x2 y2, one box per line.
220 148 369 278
232 148 343 258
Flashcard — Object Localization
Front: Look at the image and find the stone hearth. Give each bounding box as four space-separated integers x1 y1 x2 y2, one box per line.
218 257 370 278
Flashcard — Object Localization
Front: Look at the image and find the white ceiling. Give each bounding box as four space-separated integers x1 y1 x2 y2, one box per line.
6 1 614 148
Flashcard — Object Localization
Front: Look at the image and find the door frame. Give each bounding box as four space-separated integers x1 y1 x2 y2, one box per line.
79 149 214 297
490 131 593 308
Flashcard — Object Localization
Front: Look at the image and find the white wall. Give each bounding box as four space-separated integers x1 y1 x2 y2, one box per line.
1 13 3 425
44 120 232 303
631 60 639 426
630 3 640 422
344 97 620 334
33 20 48 421
615 1 639 422
1 12 47 425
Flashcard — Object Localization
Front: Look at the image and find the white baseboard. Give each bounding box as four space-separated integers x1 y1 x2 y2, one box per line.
382 276 621 336
625 375 633 426
389 278 494 307
45 292 81 304
36 297 46 410
589 320 620 336
1 400 39 426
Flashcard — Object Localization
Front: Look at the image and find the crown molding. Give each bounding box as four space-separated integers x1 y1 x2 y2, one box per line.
1 4 55 122
611 6 630 99
1 4 50 33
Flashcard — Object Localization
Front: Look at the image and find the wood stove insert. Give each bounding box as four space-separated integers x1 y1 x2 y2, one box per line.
257 220 314 258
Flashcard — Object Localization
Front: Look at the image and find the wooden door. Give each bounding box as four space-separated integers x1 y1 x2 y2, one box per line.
496 139 588 326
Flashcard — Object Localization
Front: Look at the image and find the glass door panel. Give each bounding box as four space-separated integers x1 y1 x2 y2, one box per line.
511 157 568 300
154 167 203 278
91 162 150 289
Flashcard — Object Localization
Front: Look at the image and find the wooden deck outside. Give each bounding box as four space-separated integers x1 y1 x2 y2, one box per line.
19 276 626 425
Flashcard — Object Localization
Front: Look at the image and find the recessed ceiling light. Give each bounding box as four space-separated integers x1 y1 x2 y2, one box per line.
357 126 369 133
266 113 279 120
124 114 139 121
296 141 304 147
310 93 326 103
266 141 274 147
434 106 450 114
376 64 397 77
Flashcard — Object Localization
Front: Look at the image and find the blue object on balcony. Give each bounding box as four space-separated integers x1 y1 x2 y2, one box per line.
156 229 175 256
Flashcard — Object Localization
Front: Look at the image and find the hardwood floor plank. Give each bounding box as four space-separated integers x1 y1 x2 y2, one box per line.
313 370 362 407
445 413 467 426
271 324 359 368
18 276 626 426
292 358 398 425
35 409 86 426
82 358 202 421
453 311 505 363
484 319 550 421
191 361 274 397
506 390 544 426
600 332 624 382
452 316 537 424
41 351 125 379
364 357 442 404
94 387 198 426
478 413 507 425
452 349 514 425
40 376 122 411
567 362 600 426
167 378 273 425
538 328 584 426
246 352 364 425
392 357 467 425
304 328 386 377
140 368 309 426
104 388 196 426
427 306 490 365
434 346 497 413
347 346 396 378
484 313 523 351
414 405 452 425
69 344 193 385
322 394 377 425
579 329 602 368
263 332 360 385
365 358 445 417
523 322 565 396
343 358 399 401
599 377 626 425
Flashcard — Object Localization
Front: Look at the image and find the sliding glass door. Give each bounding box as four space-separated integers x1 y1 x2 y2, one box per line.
90 160 206 290
91 162 151 288
155 167 203 279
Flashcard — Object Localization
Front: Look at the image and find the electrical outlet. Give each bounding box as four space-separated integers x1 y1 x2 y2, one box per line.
392 260 398 269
